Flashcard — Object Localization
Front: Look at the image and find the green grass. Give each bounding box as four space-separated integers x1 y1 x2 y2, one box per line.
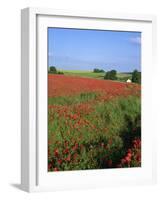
49 94 140 138
48 92 100 105
48 93 141 170
117 73 132 82
94 96 141 136
58 69 105 79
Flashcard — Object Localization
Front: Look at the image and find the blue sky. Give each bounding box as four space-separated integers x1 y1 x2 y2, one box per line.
48 28 141 72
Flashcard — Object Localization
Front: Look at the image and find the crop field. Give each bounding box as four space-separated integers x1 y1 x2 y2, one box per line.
48 74 141 171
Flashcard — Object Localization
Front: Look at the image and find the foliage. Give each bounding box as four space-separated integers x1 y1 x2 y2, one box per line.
132 70 141 84
50 66 57 74
93 68 105 73
104 70 117 80
117 73 132 82
57 71 64 75
49 66 64 75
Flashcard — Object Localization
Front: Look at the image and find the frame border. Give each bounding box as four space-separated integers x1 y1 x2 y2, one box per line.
21 7 157 192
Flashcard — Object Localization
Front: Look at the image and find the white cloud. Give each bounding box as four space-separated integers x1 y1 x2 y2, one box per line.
130 36 141 44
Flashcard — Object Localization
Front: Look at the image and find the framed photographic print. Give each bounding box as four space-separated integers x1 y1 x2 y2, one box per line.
21 7 156 192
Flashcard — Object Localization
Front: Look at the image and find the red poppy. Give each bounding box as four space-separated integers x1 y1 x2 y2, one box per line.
66 155 71 162
125 156 131 163
57 159 62 165
72 143 78 151
121 158 126 165
127 153 132 158
48 163 52 170
54 167 59 171
54 149 59 157
63 148 69 154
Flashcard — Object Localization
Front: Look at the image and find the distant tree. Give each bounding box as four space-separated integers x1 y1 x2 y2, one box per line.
132 70 141 84
50 66 57 73
93 68 105 73
110 70 117 80
57 71 64 75
99 69 105 73
104 70 117 80
93 68 99 73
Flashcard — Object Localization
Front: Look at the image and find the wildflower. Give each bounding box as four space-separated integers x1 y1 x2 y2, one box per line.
66 155 71 162
127 149 132 154
54 167 59 171
121 158 126 165
63 148 69 154
54 149 59 157
73 153 78 160
72 143 78 151
127 153 132 158
48 163 52 170
57 159 62 165
125 156 131 163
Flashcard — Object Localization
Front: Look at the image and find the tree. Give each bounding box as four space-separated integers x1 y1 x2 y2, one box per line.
104 70 117 80
50 66 57 74
132 70 141 84
99 69 105 73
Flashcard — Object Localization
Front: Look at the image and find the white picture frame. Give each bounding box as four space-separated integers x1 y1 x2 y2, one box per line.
21 7 157 192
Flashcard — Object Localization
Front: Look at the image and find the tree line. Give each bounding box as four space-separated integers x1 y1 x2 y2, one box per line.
49 66 64 74
49 66 141 84
93 68 141 84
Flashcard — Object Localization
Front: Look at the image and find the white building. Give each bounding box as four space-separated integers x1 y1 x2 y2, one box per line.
126 79 132 83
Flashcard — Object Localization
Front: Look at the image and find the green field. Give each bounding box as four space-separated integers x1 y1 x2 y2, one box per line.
58 70 105 79
57 69 132 82
117 73 132 82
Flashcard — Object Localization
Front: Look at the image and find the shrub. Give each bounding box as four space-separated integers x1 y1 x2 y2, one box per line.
50 66 57 74
132 70 141 84
93 68 105 73
104 70 117 80
57 71 64 75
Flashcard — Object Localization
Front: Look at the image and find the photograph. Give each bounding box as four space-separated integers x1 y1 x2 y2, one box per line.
47 27 141 172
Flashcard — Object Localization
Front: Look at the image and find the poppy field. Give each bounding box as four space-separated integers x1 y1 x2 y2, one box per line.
48 74 141 172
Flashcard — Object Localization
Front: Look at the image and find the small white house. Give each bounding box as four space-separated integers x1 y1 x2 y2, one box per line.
126 79 132 83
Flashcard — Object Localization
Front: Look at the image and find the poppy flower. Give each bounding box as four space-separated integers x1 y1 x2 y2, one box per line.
127 153 132 158
63 148 69 154
121 158 126 164
66 155 71 162
54 149 59 157
57 159 62 165
48 163 52 170
54 167 59 171
125 156 131 163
